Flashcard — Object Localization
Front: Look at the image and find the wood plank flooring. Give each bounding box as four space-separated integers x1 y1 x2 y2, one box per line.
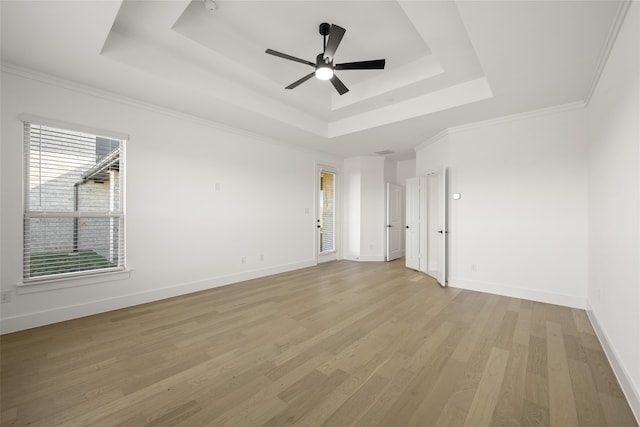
1 259 637 426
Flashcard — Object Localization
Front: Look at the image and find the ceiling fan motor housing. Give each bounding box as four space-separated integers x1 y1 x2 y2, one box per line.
316 53 332 68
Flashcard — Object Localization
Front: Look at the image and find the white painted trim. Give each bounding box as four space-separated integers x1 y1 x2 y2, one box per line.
18 114 129 141
0 63 329 158
328 77 493 138
585 0 633 105
17 269 132 294
343 253 360 261
414 129 449 153
0 259 316 334
449 277 586 309
586 302 640 424
316 163 341 264
414 101 586 153
449 101 586 136
358 255 386 262
317 253 337 263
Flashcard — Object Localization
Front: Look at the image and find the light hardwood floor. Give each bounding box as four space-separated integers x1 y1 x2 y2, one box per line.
1 259 637 426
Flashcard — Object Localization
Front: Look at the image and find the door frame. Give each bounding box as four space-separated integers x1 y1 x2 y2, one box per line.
316 163 340 264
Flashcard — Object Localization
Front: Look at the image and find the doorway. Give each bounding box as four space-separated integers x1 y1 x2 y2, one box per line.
386 183 403 261
318 168 337 263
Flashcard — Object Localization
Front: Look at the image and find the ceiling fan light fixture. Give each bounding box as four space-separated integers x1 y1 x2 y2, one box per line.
315 53 334 80
315 66 334 80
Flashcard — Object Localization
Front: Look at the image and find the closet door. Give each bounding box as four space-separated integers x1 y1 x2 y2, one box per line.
426 169 447 287
405 178 420 270
439 168 447 286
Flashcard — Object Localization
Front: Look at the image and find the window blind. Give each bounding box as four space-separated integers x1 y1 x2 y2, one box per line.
23 122 125 281
320 171 335 253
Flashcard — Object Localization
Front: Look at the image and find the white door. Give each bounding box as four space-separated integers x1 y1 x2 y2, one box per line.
386 183 403 261
426 169 447 286
439 168 447 286
405 177 420 270
318 168 337 263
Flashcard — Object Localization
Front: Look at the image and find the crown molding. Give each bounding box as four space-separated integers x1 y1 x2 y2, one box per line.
414 100 586 154
0 62 252 139
0 62 333 158
414 128 450 153
585 0 632 105
448 101 586 136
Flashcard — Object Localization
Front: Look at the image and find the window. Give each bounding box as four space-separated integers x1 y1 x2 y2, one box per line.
23 120 126 282
319 170 335 253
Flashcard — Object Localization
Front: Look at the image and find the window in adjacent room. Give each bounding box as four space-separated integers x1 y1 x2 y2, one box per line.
22 120 126 281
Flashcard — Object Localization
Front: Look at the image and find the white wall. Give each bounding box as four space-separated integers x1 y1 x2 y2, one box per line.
343 157 362 261
360 156 386 261
393 158 415 257
416 133 449 175
342 156 386 262
0 70 340 333
384 158 397 185
396 158 416 186
416 106 589 308
586 2 640 418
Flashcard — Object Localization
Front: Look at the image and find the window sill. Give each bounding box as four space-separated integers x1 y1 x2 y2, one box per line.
17 269 132 294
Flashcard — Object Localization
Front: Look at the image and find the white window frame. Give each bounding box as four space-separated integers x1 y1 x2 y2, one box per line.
19 115 129 288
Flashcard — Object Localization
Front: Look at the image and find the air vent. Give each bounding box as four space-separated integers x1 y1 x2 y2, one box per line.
375 150 394 156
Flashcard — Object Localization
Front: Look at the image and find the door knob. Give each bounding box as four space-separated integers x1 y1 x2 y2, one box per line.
406 225 409 229
387 225 392 228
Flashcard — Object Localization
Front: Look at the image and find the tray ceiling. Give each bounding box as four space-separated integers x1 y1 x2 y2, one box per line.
0 0 624 160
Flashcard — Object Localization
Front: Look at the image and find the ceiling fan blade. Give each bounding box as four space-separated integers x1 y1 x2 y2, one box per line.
285 72 316 89
330 74 349 95
265 49 315 67
323 24 346 60
335 59 386 70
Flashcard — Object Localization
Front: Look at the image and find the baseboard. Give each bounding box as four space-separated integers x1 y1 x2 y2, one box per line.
358 255 386 262
0 259 316 334
342 252 360 261
586 302 640 424
449 277 587 309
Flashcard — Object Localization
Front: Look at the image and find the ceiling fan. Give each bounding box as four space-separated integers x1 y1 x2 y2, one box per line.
265 23 386 95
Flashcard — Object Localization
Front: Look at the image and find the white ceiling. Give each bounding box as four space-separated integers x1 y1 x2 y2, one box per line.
0 0 624 160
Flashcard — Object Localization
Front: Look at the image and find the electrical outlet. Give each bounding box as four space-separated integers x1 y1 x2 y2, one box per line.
1 291 12 304
260 254 264 262
471 264 477 272
241 257 246 264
